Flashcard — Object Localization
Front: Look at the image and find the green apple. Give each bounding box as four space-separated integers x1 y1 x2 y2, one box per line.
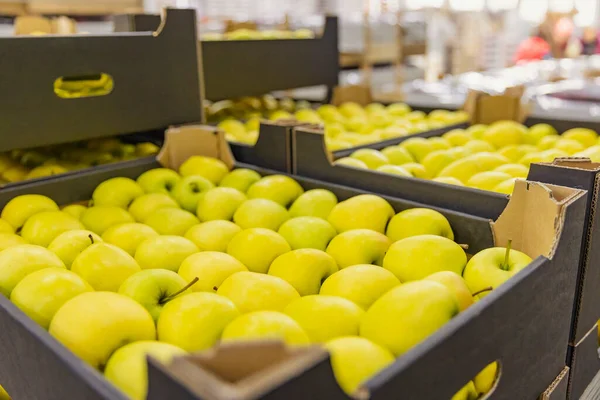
218 271 299 313
326 229 391 269
360 280 458 356
278 216 336 250
171 175 214 212
134 235 198 272
320 264 400 310
227 228 290 273
376 165 412 177
462 243 532 297
494 164 529 178
48 230 102 268
10 268 93 329
71 243 141 291
288 189 338 220
1 194 58 229
61 204 87 220
383 235 467 281
221 310 309 345
184 220 241 252
467 171 513 191
386 208 453 242
442 129 472 147
482 121 526 148
562 128 598 147
118 269 193 321
349 149 389 170
324 336 394 395
144 207 199 236
328 194 394 233
399 137 435 162
20 211 84 247
128 193 180 222
102 223 159 256
233 198 289 230
381 146 414 165
247 175 304 207
136 168 182 194
0 233 27 251
157 292 239 351
92 177 144 208
80 206 135 235
333 158 368 169
219 168 261 193
284 295 363 343
49 292 156 369
452 382 478 400
0 244 65 297
474 362 498 395
425 271 473 311
178 156 229 185
268 249 338 296
104 341 186 400
196 187 247 221
178 251 247 292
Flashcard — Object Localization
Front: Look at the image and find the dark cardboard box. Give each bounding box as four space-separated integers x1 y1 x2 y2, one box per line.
541 367 570 400
567 325 600 399
0 125 588 400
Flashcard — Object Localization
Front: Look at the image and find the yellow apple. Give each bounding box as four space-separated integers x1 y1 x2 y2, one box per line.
339 102 366 118
466 124 488 139
19 211 84 247
467 171 513 191
219 168 261 193
134 235 198 272
381 146 414 165
497 144 537 162
442 129 471 146
171 175 214 212
400 137 435 162
196 187 247 221
386 208 453 241
328 194 394 233
452 381 478 400
387 102 411 116
428 137 452 151
221 310 309 345
247 175 304 207
376 165 412 177
101 223 158 256
1 194 58 229
482 121 526 148
48 230 102 268
425 271 473 311
519 149 568 167
333 157 368 169
128 193 180 222
326 229 391 268
0 233 27 251
438 153 509 183
80 206 135 235
226 228 291 273
71 243 140 291
278 217 336 251
144 208 199 236
92 177 144 209
537 135 560 150
61 204 87 220
492 178 518 194
288 189 338 220
401 162 430 179
523 123 557 145
268 249 338 295
474 362 498 395
421 150 458 177
184 220 241 252
349 149 389 169
233 198 289 230
178 251 247 292
136 168 181 194
554 138 585 155
178 156 229 185
562 128 598 147
494 164 529 178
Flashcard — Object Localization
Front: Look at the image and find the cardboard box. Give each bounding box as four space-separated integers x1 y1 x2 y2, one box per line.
27 0 142 15
0 125 588 399
541 367 570 400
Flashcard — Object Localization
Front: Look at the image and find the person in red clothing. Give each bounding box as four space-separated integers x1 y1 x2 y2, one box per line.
514 29 552 64
581 27 600 55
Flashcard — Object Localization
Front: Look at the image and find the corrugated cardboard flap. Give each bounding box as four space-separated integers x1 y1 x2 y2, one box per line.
463 86 531 125
162 341 330 400
540 367 570 400
543 157 600 171
331 85 373 106
492 180 584 260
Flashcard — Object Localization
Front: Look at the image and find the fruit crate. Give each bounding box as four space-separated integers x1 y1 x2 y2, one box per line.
293 125 600 398
0 124 588 399
113 14 340 102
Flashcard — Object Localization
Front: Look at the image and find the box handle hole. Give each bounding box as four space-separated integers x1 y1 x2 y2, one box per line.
54 73 113 99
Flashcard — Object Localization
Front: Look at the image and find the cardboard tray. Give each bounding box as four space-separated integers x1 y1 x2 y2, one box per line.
113 14 340 102
0 8 202 153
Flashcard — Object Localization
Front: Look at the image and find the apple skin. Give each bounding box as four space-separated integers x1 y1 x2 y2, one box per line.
452 382 478 400
134 235 198 272
328 194 394 234
136 168 181 194
562 128 598 147
20 211 84 247
49 292 156 369
227 228 290 274
196 187 247 222
157 292 239 352
71 243 141 292
376 165 412 177
178 251 247 292
334 158 368 169
268 249 338 296
386 208 454 242
425 271 473 311
383 235 467 281
381 146 414 165
320 264 400 310
0 233 27 251
474 362 498 395
171 175 214 213
0 219 14 234
61 204 87 220
219 169 261 193
360 280 459 356
288 189 338 220
80 206 135 235
184 220 241 252
178 156 229 185
92 177 144 209
284 295 363 343
482 121 526 148
467 171 513 191
0 384 9 400
102 223 159 256
324 336 394 395
246 175 304 207
10 268 93 329
326 229 391 269
221 310 309 345
0 244 66 297
48 230 102 268
462 247 532 297
233 198 289 231
144 208 199 236
128 193 180 222
278 216 337 251
118 269 190 321
350 149 389 169
104 341 186 400
1 194 59 229
218 271 300 313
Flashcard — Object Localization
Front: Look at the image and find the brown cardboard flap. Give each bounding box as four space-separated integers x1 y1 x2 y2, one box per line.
545 158 600 171
163 341 329 400
463 88 530 124
158 124 235 170
331 85 373 106
540 367 570 400
492 180 583 260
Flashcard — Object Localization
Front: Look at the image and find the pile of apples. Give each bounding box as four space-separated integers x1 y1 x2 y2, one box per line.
0 138 159 186
205 95 313 123
337 121 600 194
0 156 529 400
201 28 315 41
217 101 469 150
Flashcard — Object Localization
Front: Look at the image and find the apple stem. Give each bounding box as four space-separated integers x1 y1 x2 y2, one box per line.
88 234 94 244
502 239 512 270
459 244 469 250
472 286 493 297
159 277 199 305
